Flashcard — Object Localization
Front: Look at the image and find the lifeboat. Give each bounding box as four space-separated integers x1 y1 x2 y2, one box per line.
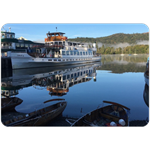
45 32 67 42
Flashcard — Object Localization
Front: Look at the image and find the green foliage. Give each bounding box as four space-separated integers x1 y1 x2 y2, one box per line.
97 45 149 54
68 33 149 44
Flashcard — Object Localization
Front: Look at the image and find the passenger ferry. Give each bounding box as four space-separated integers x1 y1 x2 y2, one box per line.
1 29 101 69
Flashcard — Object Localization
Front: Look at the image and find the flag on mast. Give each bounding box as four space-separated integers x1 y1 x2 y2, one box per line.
56 27 57 32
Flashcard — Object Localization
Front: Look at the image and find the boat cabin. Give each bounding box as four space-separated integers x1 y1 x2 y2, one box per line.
45 32 67 42
1 31 15 39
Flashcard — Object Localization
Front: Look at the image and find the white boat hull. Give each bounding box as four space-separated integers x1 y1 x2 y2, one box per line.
11 52 101 69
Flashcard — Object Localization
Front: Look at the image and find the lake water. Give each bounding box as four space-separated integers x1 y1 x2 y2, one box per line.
1 54 149 125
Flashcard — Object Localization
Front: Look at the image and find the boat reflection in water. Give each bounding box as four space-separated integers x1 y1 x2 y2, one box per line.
1 62 101 126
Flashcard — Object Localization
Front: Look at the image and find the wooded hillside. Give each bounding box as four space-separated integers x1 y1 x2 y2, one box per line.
68 33 149 44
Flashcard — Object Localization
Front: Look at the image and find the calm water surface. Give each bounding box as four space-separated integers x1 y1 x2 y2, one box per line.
1 54 149 125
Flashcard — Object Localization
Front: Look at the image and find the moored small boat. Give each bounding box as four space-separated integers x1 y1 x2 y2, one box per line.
3 101 67 126
1 97 23 112
71 101 130 126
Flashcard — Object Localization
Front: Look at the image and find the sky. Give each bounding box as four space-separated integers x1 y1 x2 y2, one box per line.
1 23 149 43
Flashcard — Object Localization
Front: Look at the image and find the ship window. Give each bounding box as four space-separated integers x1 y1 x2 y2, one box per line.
55 42 58 45
70 51 73 55
74 51 76 55
16 43 20 47
66 51 69 55
68 43 72 46
10 34 14 38
2 34 5 38
62 51 66 55
30 44 33 47
63 76 66 80
67 75 70 79
71 74 73 78
83 52 85 55
86 52 88 55
80 52 82 55
77 52 79 55
59 42 62 45
21 44 24 47
25 44 28 47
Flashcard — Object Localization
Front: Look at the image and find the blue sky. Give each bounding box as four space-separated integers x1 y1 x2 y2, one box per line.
2 23 149 42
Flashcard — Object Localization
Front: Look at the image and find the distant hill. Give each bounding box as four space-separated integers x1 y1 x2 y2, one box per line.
68 33 149 44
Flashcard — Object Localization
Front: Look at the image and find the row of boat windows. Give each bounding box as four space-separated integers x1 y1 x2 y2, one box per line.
2 43 29 47
63 69 93 80
62 51 93 55
1 33 15 39
1 43 40 48
46 41 65 45
48 58 93 62
45 42 83 46
16 43 35 48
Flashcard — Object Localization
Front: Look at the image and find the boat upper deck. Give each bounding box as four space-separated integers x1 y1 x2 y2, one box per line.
45 32 67 42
